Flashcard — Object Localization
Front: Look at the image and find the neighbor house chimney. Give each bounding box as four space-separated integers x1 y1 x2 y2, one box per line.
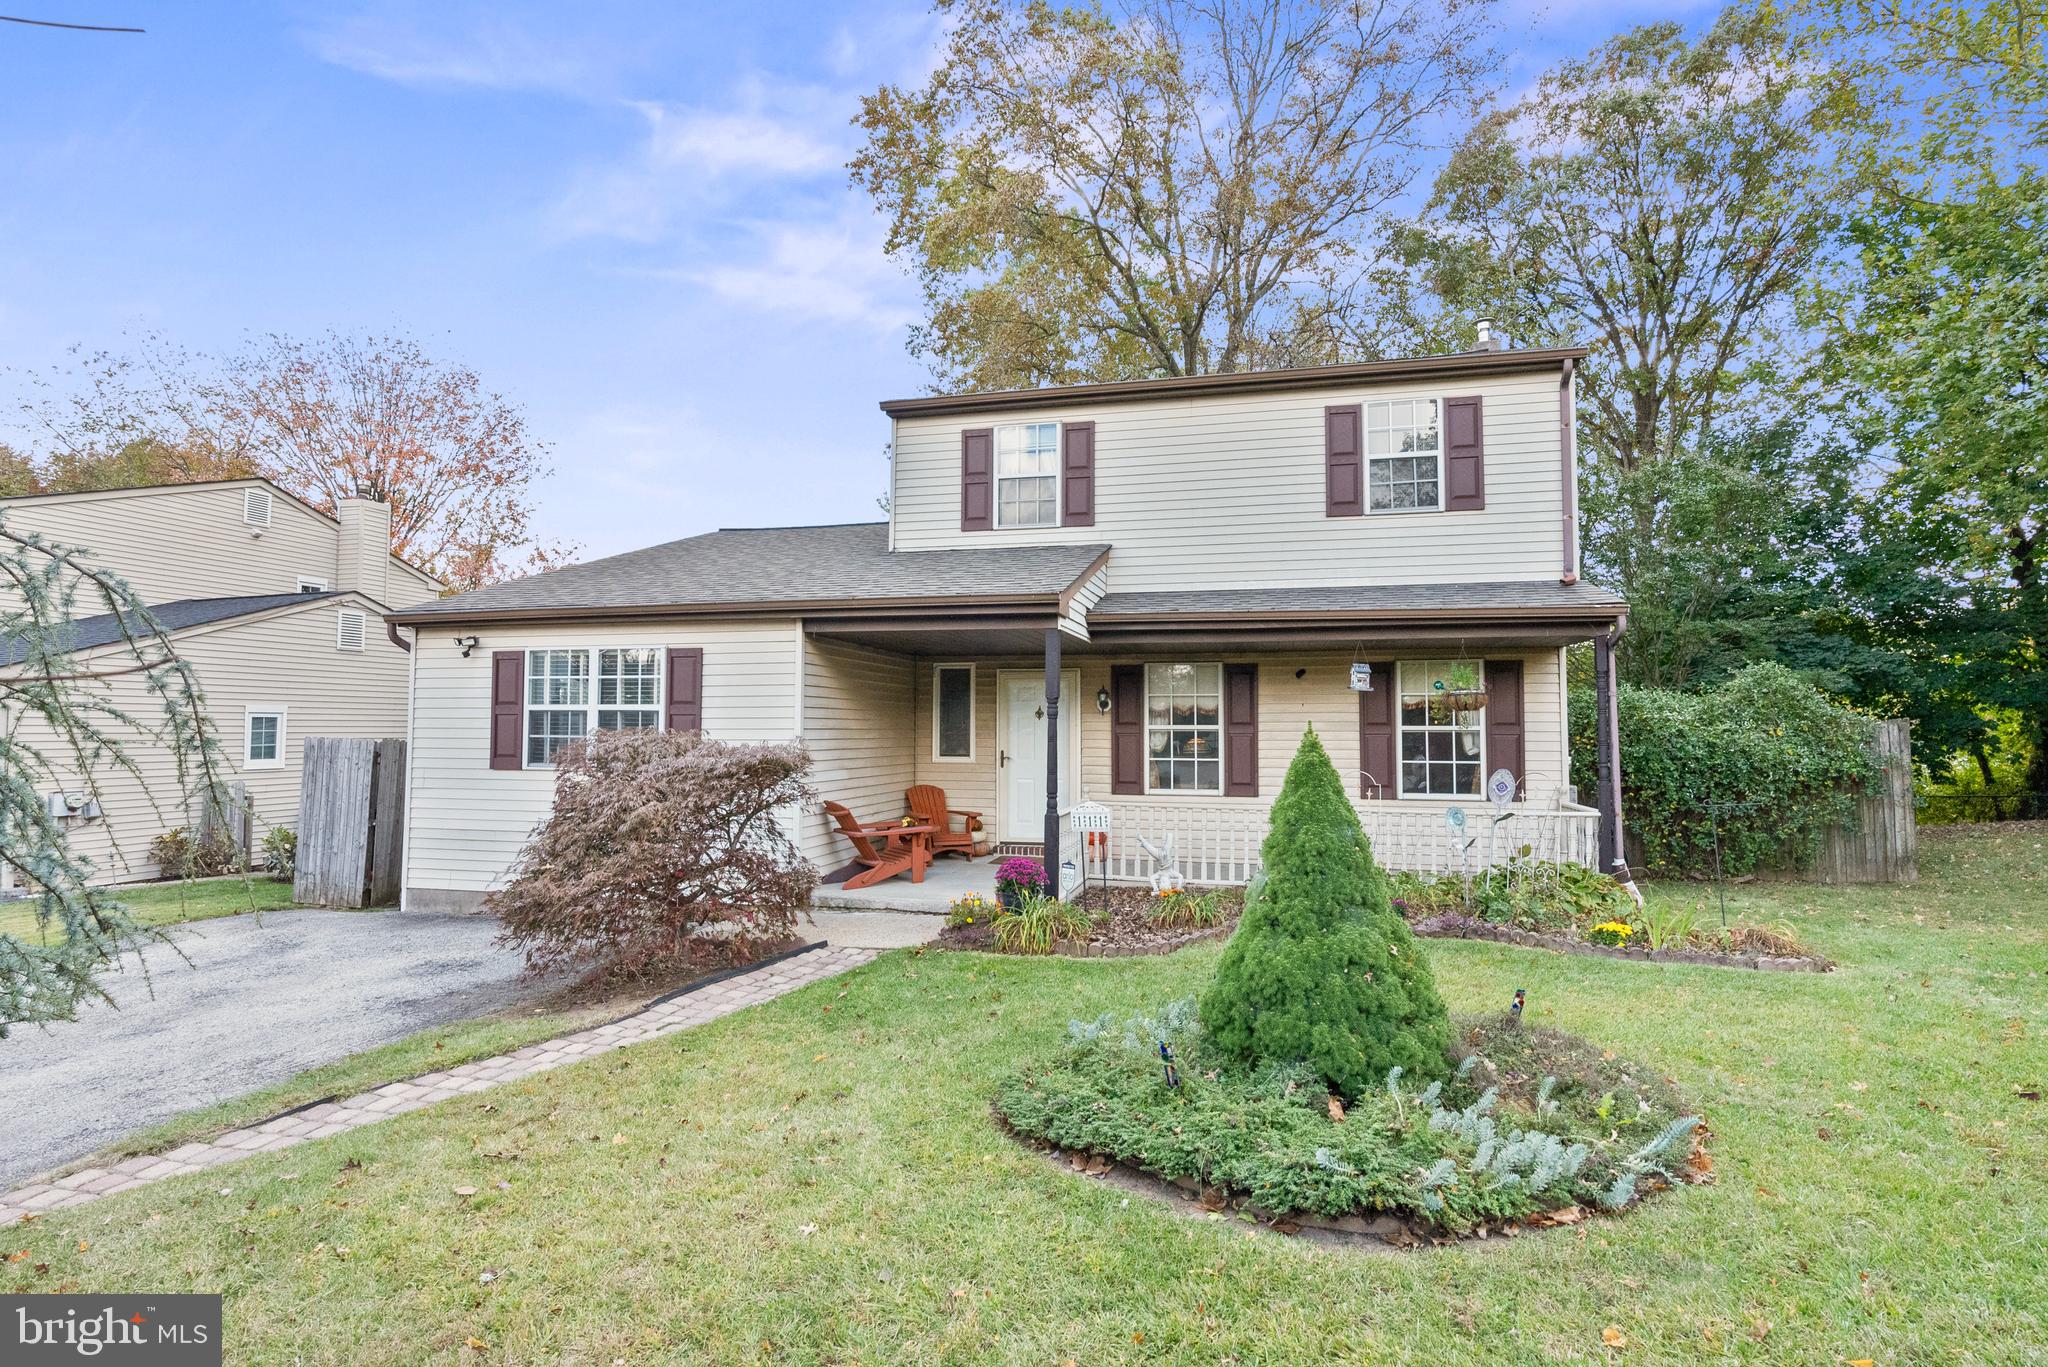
336 483 391 603
1475 317 1503 352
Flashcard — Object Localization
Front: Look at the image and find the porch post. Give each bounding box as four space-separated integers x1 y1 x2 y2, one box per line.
1043 627 1062 880
1594 627 1624 872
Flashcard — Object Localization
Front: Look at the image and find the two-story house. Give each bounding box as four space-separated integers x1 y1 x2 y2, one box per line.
388 343 1627 913
1 478 443 883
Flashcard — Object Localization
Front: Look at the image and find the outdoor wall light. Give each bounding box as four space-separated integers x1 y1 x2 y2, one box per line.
1096 687 1111 713
455 635 481 657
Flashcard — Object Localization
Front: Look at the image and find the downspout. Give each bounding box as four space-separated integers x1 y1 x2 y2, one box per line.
386 620 412 653
1560 358 1579 585
397 623 419 913
1594 616 1627 875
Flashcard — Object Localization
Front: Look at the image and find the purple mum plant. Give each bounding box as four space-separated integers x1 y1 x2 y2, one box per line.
994 856 1048 895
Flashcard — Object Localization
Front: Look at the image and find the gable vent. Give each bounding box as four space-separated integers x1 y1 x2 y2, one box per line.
335 608 367 652
243 487 273 528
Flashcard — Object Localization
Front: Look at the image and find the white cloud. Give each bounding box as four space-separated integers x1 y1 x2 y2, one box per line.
686 213 914 331
304 9 630 96
634 100 841 178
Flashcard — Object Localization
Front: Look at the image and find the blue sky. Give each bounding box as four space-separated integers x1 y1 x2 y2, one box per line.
0 0 1692 561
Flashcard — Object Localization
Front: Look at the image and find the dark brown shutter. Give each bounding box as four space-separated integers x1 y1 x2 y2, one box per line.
1223 663 1258 797
1325 404 1363 517
961 428 994 531
1060 421 1095 527
666 647 703 734
1443 395 1485 511
1357 660 1396 799
1110 664 1144 795
1484 659 1524 798
489 650 523 770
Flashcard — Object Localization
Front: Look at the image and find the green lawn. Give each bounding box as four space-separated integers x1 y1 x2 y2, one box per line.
7 827 2046 1364
0 876 299 942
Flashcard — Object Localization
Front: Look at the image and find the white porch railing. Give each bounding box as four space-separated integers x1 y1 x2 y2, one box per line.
1079 798 1603 886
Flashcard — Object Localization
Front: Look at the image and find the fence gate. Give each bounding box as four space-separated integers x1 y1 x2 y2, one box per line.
295 737 407 907
1813 719 1916 884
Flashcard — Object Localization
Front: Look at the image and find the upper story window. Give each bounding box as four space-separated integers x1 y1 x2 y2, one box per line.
1146 663 1222 793
1398 659 1482 796
995 423 1059 528
1366 399 1441 512
526 647 664 765
297 577 327 593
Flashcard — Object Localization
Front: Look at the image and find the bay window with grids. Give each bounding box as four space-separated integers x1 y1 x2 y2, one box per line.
525 647 664 766
1397 660 1484 796
1366 398 1441 511
1145 663 1222 793
995 422 1059 528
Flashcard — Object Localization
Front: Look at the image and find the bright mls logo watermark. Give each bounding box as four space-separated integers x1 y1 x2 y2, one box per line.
4 1295 221 1364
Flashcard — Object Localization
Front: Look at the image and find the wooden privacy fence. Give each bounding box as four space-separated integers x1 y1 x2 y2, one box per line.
295 737 406 907
1812 718 1916 884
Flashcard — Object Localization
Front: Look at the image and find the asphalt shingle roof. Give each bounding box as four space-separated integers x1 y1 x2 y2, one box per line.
0 592 339 665
1090 581 1626 617
393 523 1113 619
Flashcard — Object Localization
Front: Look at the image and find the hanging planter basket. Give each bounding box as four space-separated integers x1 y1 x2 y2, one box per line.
1441 686 1490 712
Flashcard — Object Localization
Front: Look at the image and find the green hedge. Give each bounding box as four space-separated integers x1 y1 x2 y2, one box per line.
1570 662 1878 875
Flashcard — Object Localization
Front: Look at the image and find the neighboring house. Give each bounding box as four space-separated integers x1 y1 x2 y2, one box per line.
0 478 443 883
389 341 1628 912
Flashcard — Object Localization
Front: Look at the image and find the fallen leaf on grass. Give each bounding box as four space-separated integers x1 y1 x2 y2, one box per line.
1601 1325 1626 1348
453 1187 478 1197
75 1241 87 1254
7 1251 27 1262
465 1336 488 1351
1750 1318 1772 1341
611 1134 628 1146
1847 1359 1875 1366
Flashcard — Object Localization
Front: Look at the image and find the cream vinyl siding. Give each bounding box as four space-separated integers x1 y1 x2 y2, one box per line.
907 649 1570 832
1062 565 1108 639
3 594 411 883
890 369 1567 590
798 639 916 869
0 482 441 609
403 619 801 904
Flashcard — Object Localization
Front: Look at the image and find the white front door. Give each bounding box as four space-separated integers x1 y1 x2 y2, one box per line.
998 670 1080 843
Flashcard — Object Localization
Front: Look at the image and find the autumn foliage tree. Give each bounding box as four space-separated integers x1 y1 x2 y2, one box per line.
487 730 818 981
15 331 571 589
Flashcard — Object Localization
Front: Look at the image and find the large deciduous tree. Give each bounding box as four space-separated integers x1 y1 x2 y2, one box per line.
17 332 571 590
852 0 1501 391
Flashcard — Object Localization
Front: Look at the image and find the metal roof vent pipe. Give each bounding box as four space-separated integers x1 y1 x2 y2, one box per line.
1475 317 1504 352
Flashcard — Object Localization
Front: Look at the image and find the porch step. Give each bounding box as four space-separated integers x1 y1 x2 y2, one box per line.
990 842 1044 859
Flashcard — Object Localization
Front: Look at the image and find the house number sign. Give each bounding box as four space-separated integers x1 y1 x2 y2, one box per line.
1068 800 1112 833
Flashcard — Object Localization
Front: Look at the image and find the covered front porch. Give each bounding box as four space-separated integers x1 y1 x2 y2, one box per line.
796 581 1627 913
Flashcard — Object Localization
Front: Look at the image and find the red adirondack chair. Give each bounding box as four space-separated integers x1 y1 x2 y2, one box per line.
904 784 987 859
824 801 934 889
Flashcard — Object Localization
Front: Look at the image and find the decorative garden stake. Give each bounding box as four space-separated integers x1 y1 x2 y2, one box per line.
1158 1039 1181 1089
1509 988 1525 1026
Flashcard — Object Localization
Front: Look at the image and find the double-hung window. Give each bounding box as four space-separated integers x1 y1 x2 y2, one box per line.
597 648 661 731
1145 663 1222 793
995 422 1059 528
245 708 285 769
1397 660 1483 796
525 648 664 765
1366 399 1441 511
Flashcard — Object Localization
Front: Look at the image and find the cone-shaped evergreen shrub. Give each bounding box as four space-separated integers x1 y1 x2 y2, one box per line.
1198 726 1452 1097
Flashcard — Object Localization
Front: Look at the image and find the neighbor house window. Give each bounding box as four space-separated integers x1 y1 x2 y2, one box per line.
525 648 664 765
932 664 974 760
1366 399 1441 512
245 708 285 769
297 577 327 593
597 648 661 731
1146 663 1222 793
995 422 1059 528
1398 660 1483 797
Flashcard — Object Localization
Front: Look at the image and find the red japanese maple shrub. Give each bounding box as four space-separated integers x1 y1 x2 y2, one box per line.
487 729 818 979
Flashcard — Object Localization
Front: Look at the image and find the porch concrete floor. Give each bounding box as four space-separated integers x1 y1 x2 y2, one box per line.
810 854 997 915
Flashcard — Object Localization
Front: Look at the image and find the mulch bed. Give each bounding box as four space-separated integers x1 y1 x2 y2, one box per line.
934 884 1243 958
1410 913 1834 972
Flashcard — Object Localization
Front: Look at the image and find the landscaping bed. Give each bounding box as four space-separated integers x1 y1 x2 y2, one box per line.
1411 912 1834 971
935 882 1243 957
996 1007 1708 1246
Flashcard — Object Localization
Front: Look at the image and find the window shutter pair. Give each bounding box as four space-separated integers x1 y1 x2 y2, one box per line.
1326 396 1486 515
1108 663 1259 796
486 646 703 768
960 424 1094 529
1357 659 1525 799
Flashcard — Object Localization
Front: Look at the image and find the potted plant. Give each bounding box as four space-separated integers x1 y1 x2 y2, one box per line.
1437 660 1488 712
994 856 1048 912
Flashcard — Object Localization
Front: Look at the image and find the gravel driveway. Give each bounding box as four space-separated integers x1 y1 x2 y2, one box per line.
0 908 549 1188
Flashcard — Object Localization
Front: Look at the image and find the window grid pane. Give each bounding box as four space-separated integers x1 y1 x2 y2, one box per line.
1396 659 1483 797
597 648 660 711
1366 399 1441 512
248 715 279 761
995 422 1059 527
1145 662 1223 793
